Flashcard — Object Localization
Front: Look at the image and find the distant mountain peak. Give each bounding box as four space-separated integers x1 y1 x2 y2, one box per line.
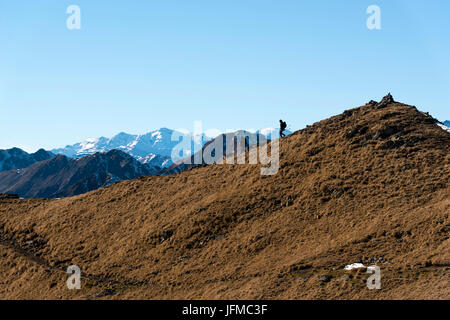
0 148 54 172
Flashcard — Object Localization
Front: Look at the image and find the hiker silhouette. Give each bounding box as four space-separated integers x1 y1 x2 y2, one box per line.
279 120 287 138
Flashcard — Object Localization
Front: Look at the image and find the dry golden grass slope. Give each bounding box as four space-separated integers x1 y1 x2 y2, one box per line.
0 98 449 299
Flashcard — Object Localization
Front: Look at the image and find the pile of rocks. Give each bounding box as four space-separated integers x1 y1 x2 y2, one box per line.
367 93 395 108
377 93 395 108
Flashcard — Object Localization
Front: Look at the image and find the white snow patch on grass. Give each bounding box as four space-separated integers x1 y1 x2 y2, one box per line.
344 263 366 270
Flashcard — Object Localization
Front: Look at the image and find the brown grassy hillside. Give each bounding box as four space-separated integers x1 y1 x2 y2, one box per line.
0 98 449 299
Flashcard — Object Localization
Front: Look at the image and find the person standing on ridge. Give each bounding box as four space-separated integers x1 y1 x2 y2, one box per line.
279 120 287 138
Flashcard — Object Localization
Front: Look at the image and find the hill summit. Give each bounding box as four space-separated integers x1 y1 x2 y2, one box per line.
0 95 448 299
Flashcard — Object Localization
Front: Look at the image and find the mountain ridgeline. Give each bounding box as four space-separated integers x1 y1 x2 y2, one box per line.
50 128 210 168
162 130 270 175
0 133 264 198
49 127 289 168
0 95 448 299
0 148 54 172
0 128 284 198
0 150 158 198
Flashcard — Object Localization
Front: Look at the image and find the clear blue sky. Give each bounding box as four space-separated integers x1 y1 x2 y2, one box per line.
1 0 449 152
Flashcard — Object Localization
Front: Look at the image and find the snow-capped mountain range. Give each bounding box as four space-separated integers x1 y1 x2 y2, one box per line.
51 128 211 168
50 127 289 168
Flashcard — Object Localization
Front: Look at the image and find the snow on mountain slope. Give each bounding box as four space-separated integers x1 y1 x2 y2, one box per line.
136 153 172 168
436 120 450 133
437 123 450 133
